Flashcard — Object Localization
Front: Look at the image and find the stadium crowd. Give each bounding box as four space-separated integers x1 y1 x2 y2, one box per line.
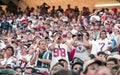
0 2 120 75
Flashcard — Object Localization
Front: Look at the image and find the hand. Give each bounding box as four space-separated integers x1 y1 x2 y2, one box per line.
22 58 27 62
54 34 60 42
37 58 41 62
34 49 39 55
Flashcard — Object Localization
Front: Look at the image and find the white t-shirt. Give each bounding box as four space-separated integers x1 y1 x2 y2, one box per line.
16 54 31 69
1 56 16 67
96 38 112 52
74 41 89 61
90 40 98 55
90 15 100 21
0 40 6 49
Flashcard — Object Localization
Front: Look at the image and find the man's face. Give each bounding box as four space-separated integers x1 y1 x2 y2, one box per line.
104 24 110 29
106 61 115 69
100 32 106 39
97 54 106 61
15 68 22 75
39 41 46 50
85 63 98 75
94 26 99 32
6 48 13 56
95 67 111 75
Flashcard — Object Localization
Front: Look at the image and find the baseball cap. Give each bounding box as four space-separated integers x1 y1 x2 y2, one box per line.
83 59 103 73
0 69 16 74
71 62 83 70
22 45 28 49
107 54 120 60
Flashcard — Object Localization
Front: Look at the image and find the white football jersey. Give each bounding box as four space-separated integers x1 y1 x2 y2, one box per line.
90 40 98 55
50 43 69 70
96 38 112 52
16 54 31 69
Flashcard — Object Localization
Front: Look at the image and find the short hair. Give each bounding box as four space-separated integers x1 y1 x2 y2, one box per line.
51 62 64 71
111 65 120 75
89 54 96 59
97 66 113 75
58 59 68 64
100 30 107 37
50 62 64 75
38 39 46 45
107 58 118 64
97 51 106 56
6 46 14 56
71 62 83 70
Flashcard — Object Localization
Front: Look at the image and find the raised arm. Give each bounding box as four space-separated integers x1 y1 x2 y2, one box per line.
83 33 92 53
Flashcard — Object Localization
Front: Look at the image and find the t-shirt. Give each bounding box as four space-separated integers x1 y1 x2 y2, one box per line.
90 40 98 55
16 54 31 69
96 38 112 52
1 56 16 67
0 40 6 49
1 22 11 30
74 41 89 61
36 50 51 68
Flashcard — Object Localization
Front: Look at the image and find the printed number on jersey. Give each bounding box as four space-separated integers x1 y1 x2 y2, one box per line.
54 48 66 57
99 43 105 51
19 59 27 68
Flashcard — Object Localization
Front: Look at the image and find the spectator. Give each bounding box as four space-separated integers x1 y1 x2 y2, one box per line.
96 51 107 62
30 40 51 72
50 62 64 75
56 5 64 14
14 67 23 75
83 59 104 75
71 61 83 74
52 69 72 75
49 32 70 70
74 6 80 18
65 4 74 20
58 58 69 69
16 45 31 69
0 3 120 75
40 2 50 16
106 58 117 69
95 66 113 75
51 6 57 17
0 46 16 67
1 17 11 35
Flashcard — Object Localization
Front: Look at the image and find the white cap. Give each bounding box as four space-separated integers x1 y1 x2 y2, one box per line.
107 54 120 60
71 29 78 35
